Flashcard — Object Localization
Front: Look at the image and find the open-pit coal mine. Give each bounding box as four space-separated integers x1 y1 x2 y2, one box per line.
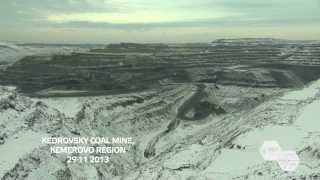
1 39 320 180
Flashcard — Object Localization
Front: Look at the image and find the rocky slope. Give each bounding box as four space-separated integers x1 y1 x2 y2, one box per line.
1 77 320 179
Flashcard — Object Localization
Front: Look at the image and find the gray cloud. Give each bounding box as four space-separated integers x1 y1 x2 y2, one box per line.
1 0 319 26
0 0 319 42
50 16 320 31
0 0 119 24
6 0 116 13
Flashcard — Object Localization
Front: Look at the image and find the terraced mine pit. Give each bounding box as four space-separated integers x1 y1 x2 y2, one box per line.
1 39 320 180
1 39 320 97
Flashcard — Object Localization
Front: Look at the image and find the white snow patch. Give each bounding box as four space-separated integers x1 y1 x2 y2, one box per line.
206 78 320 176
0 130 46 178
35 97 83 118
282 79 320 101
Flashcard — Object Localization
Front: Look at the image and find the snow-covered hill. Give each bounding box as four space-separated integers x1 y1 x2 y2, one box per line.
0 42 91 64
0 79 319 179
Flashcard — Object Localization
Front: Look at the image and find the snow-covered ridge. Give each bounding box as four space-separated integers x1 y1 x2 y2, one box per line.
0 42 20 51
0 42 91 64
211 38 319 46
0 42 25 64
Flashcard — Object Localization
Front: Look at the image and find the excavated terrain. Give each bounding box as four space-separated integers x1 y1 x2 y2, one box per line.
1 39 320 96
0 39 320 180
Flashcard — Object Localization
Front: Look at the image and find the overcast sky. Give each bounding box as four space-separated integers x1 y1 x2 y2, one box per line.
0 0 319 43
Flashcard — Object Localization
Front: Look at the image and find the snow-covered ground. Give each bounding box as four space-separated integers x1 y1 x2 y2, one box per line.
203 79 320 179
0 42 90 64
34 97 84 118
0 77 320 179
282 79 320 101
0 130 47 177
